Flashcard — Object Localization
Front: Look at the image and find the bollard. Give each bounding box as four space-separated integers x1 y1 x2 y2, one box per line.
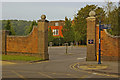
70 42 73 49
65 43 68 54
49 42 52 48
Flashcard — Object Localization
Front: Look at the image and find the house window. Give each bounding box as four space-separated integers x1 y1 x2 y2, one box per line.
55 22 59 26
53 29 59 35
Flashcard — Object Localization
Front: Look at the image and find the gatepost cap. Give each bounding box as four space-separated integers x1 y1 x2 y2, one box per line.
89 11 96 17
41 14 46 20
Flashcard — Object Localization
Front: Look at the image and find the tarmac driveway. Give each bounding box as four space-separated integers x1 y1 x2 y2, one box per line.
2 46 118 80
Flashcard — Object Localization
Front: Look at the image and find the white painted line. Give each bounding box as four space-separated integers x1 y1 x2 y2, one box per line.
38 72 53 79
77 57 86 60
92 73 98 75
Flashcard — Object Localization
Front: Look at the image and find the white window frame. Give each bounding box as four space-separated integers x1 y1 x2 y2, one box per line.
53 29 59 35
55 22 59 26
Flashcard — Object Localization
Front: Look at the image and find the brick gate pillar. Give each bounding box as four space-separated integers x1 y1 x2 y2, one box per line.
2 30 9 55
37 15 49 60
86 11 96 61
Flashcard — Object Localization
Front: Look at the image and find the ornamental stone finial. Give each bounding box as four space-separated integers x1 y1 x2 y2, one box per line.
89 11 96 17
38 14 48 22
41 14 46 20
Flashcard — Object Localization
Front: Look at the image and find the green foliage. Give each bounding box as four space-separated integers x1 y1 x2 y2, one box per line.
29 20 37 33
25 20 37 35
0 21 2 30
24 26 31 35
52 37 64 46
53 38 60 46
62 17 74 43
4 20 11 30
1 20 32 35
4 20 16 35
73 5 105 44
104 2 119 36
95 7 106 24
48 27 54 43
10 26 16 35
119 6 120 35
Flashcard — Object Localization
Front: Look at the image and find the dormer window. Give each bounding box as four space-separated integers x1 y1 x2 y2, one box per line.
55 22 59 26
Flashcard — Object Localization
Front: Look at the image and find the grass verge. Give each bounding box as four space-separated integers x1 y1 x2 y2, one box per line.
2 55 43 61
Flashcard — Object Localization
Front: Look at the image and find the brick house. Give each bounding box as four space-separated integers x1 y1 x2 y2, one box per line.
48 20 65 37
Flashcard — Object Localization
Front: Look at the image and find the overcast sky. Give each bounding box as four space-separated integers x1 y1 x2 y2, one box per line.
1 1 119 21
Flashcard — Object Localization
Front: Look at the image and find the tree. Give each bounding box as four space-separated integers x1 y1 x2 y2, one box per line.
62 17 74 43
10 26 16 35
73 5 105 45
104 2 119 36
24 20 37 35
48 27 54 43
1 20 32 35
29 20 37 33
95 7 106 24
5 20 11 30
118 4 120 35
5 20 16 35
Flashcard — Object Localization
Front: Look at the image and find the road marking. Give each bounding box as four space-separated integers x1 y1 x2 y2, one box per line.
69 62 119 78
81 75 88 78
52 73 56 74
77 57 86 60
66 74 79 78
11 70 27 80
38 72 54 79
36 62 42 63
44 72 79 78
92 73 98 75
2 61 16 65
66 74 71 76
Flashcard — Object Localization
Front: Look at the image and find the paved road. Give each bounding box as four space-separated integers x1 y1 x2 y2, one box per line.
2 47 117 79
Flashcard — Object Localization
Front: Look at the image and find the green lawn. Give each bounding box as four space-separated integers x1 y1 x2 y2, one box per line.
2 55 43 61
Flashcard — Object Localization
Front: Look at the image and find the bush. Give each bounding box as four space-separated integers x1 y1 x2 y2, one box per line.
52 37 65 46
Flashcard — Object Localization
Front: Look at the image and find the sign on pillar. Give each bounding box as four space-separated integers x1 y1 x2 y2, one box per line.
86 11 96 61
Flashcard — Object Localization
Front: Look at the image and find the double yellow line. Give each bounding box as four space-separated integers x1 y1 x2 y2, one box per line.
69 63 119 78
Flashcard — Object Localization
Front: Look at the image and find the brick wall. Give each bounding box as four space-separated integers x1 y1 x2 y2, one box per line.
2 30 9 54
49 21 65 26
96 25 120 61
6 26 39 54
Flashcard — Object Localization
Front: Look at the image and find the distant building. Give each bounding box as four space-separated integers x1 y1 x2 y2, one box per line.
48 20 65 37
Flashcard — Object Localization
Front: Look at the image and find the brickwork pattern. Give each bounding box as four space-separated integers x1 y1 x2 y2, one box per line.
86 17 96 61
6 26 39 54
96 25 120 61
2 15 49 60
